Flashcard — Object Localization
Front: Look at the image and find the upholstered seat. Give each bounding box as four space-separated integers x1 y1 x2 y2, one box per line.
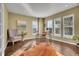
8 29 22 46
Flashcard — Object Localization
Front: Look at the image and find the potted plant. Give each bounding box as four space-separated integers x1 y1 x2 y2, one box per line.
72 35 79 45
21 31 27 41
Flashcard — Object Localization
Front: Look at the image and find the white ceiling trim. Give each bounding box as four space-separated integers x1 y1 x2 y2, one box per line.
6 3 79 18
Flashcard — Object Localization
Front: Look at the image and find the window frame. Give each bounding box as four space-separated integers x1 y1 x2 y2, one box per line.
63 14 75 39
46 20 53 34
32 20 38 35
54 17 61 37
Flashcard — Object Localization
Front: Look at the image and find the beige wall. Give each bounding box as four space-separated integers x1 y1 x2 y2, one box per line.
45 6 79 39
8 6 79 40
8 12 37 40
3 4 8 49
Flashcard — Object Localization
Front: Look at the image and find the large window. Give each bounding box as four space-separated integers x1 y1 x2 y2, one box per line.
63 14 74 38
32 21 38 35
54 18 61 37
46 20 53 34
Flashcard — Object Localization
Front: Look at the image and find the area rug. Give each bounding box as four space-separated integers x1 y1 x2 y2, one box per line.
11 41 33 56
20 42 63 56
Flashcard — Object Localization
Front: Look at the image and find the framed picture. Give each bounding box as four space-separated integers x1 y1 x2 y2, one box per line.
17 20 27 31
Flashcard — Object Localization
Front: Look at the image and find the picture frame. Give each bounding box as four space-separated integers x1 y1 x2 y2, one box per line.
17 20 27 31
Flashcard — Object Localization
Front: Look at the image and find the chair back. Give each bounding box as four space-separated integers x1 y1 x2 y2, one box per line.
9 29 17 37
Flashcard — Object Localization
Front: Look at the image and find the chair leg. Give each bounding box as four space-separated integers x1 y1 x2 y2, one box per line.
12 41 14 46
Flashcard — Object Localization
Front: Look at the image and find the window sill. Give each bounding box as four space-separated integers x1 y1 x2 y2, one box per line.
52 37 77 46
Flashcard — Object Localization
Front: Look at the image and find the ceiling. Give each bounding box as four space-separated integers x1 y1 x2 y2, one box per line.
6 3 79 18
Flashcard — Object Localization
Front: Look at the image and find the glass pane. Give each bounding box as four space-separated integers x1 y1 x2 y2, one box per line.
54 18 61 35
55 20 60 25
32 21 38 33
47 20 53 28
64 16 73 26
64 27 73 35
47 20 53 33
55 28 60 34
48 28 52 33
33 28 37 33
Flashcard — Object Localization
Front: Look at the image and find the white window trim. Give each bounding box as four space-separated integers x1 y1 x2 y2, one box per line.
47 19 53 28
54 17 61 37
32 21 38 35
63 14 75 39
52 20 54 33
46 20 54 34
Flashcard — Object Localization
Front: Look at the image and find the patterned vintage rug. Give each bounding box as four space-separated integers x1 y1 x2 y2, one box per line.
11 41 63 56
20 42 63 56
11 41 33 56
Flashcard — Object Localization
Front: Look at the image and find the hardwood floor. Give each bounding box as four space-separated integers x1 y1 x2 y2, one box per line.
5 40 33 56
5 38 79 56
52 40 79 56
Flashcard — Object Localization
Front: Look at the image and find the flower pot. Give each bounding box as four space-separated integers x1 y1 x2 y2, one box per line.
77 43 79 45
76 43 79 47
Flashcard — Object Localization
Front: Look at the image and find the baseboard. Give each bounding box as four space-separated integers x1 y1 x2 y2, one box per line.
23 37 35 41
